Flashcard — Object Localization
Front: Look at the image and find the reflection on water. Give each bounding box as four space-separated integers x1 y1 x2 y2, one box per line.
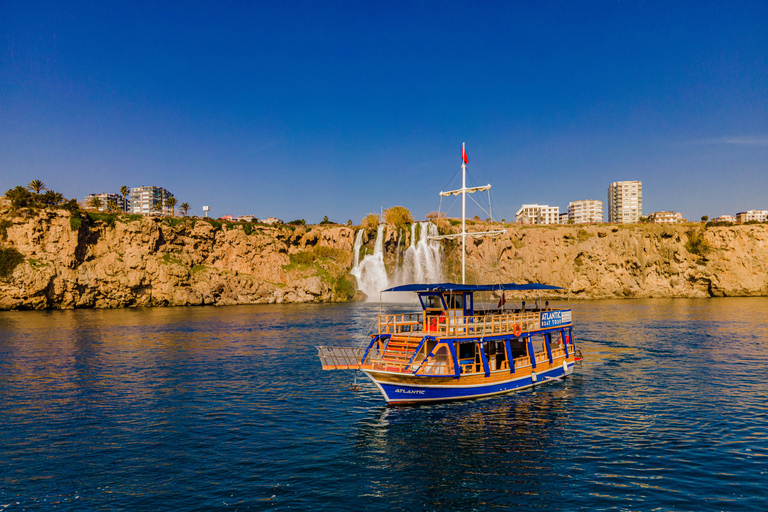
1 299 767 510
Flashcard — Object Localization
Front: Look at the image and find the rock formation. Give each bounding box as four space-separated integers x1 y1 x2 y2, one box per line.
1 209 767 310
0 209 357 309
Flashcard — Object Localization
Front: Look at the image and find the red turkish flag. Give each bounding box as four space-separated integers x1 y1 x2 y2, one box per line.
462 144 469 164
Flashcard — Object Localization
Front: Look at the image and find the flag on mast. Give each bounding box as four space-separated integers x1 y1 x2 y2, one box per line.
462 143 469 164
497 291 506 308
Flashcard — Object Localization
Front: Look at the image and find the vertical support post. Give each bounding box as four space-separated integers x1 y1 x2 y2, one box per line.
504 337 515 374
478 340 490 377
527 335 537 370
545 333 553 363
562 329 569 358
447 342 461 379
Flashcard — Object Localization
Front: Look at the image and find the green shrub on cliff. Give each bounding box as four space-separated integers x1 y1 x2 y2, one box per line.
334 274 356 299
87 212 117 228
0 219 11 240
685 230 711 256
69 213 83 231
0 246 24 278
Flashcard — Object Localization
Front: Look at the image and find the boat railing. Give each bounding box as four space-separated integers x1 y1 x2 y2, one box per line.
377 313 423 335
431 311 541 337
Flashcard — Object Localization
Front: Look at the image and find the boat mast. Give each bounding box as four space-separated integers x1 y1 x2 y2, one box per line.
432 143 506 284
461 143 467 284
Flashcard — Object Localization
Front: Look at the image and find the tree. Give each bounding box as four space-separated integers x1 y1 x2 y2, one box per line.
88 196 103 210
152 201 163 215
384 206 413 231
701 215 709 222
361 213 380 230
107 199 118 212
120 186 130 212
5 186 32 208
319 215 334 225
27 180 46 194
40 191 64 206
164 196 177 217
180 202 190 217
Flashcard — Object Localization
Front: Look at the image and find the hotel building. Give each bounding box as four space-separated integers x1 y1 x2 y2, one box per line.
608 181 642 223
130 186 174 216
568 200 604 224
83 193 127 212
647 211 683 224
515 204 560 225
735 210 768 223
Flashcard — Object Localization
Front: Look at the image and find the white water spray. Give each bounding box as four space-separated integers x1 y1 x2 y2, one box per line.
351 222 443 301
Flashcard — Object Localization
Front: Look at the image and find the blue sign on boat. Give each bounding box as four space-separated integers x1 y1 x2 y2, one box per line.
540 309 572 328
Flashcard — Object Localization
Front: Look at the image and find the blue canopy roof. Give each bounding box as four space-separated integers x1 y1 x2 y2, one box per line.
381 282 564 293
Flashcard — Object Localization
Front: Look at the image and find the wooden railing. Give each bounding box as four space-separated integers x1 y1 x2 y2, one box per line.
430 311 541 337
377 313 423 334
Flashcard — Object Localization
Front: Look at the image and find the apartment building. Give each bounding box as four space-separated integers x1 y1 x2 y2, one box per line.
736 210 768 223
712 215 735 223
608 181 642 223
647 211 683 224
568 200 604 224
83 193 127 212
515 204 560 225
130 186 174 215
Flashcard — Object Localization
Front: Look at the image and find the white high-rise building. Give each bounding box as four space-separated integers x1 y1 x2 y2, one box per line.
83 193 127 212
130 186 174 215
568 200 604 224
735 210 768 223
608 181 642 223
515 204 560 225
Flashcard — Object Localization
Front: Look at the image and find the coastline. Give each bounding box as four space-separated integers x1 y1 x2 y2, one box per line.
1 209 767 311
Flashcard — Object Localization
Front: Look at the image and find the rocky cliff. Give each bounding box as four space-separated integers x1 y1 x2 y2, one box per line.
1 209 767 310
0 209 358 309
460 222 768 299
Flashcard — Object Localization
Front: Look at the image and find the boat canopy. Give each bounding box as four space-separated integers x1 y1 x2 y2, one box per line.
381 282 563 293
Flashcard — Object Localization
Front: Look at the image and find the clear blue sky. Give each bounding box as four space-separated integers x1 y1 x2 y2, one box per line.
2 0 766 223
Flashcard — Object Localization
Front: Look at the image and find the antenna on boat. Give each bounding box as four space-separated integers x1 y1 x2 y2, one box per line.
430 143 506 284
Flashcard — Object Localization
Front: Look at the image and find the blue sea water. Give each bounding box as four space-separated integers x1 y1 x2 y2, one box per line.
1 298 767 511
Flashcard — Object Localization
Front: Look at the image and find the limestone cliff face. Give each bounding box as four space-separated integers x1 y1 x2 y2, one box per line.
0 210 357 309
463 223 768 298
1 210 767 310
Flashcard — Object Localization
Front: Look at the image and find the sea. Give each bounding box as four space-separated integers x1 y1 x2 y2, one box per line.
1 298 767 511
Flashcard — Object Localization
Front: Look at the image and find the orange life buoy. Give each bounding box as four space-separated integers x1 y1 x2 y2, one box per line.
513 323 522 337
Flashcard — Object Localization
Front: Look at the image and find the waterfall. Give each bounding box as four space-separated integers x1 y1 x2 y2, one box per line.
350 224 389 301
351 222 443 302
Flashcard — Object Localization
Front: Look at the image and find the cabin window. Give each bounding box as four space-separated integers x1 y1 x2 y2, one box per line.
424 295 442 309
446 294 464 310
509 340 527 359
458 342 474 361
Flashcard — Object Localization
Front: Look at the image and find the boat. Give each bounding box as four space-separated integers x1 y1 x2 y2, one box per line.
317 144 581 405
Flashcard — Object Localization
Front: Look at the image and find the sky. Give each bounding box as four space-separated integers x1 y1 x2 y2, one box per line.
1 0 766 223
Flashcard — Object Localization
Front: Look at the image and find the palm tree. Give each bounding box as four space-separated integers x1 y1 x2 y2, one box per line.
6 186 32 208
120 186 130 213
107 199 118 212
27 180 46 194
164 196 177 217
88 196 103 210
180 202 190 217
152 201 163 216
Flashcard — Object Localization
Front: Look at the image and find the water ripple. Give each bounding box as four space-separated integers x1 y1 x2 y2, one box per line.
1 299 768 510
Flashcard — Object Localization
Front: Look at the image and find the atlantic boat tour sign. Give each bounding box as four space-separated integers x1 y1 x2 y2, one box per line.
540 310 572 328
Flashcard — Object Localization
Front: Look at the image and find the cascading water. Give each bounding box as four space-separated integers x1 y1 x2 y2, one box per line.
350 224 389 301
351 222 443 301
